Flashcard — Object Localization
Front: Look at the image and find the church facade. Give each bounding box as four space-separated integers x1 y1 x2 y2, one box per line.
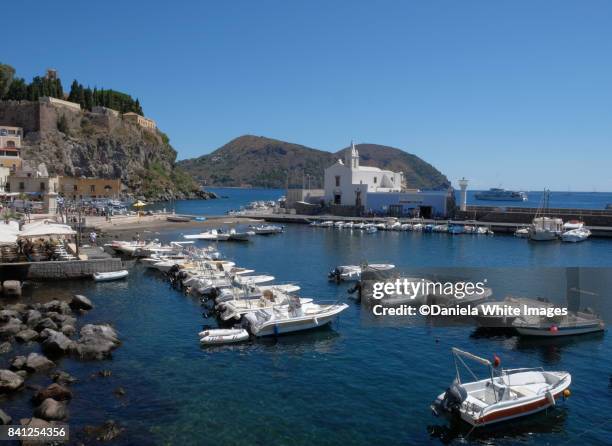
323 142 403 208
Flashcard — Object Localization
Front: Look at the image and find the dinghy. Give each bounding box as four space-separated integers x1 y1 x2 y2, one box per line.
513 311 605 336
431 348 571 427
199 328 249 345
93 270 129 282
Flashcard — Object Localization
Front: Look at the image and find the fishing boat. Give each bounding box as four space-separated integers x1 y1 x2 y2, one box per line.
427 284 492 307
328 264 395 282
199 328 249 345
242 299 349 336
561 227 591 243
249 224 283 235
513 311 605 336
431 348 571 427
93 270 129 282
474 188 528 201
528 190 563 241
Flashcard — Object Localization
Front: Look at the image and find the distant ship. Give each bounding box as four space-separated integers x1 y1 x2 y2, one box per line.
474 188 528 201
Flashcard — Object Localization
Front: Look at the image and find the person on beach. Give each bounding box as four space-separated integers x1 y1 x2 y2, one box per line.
89 231 97 246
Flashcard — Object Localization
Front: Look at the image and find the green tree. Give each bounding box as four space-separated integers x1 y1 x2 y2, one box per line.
0 63 15 98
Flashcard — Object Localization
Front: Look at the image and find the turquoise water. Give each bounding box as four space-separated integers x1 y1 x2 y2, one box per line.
2 190 612 445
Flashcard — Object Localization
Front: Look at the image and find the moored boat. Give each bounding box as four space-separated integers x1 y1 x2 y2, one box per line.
93 270 129 282
199 328 249 345
431 348 571 427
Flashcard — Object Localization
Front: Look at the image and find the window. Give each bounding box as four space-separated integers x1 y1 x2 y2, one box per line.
19 182 24 190
373 177 377 184
335 176 340 187
90 184 96 193
40 182 45 191
73 185 78 191
6 141 15 148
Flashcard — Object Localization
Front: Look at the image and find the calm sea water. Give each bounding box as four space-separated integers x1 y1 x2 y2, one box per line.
2 189 612 445
457 190 612 210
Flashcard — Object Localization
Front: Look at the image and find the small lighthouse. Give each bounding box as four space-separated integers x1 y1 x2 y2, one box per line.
458 177 469 211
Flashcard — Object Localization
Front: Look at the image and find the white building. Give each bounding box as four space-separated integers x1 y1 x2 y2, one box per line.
324 142 403 207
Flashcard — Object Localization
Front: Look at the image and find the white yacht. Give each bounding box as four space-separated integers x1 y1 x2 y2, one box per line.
529 217 563 241
217 290 314 321
561 227 591 243
184 229 230 241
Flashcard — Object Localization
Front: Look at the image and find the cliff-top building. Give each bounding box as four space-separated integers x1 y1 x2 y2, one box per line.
123 112 156 130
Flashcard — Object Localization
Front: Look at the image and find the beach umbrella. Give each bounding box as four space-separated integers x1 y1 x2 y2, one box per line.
133 200 147 208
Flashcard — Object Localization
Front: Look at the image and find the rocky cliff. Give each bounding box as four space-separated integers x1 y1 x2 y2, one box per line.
0 100 212 201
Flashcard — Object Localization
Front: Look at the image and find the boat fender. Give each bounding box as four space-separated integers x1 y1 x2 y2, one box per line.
493 354 501 368
545 390 556 406
563 389 571 399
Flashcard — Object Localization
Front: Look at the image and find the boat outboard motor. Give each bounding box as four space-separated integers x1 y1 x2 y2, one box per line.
440 379 467 413
328 268 341 282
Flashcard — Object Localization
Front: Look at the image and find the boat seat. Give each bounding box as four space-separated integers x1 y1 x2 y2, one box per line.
508 384 541 397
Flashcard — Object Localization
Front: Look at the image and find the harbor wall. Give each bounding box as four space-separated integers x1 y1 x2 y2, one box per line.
455 206 612 226
0 258 124 281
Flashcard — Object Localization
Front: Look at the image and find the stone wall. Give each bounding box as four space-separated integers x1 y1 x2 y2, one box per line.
0 101 40 134
0 258 124 281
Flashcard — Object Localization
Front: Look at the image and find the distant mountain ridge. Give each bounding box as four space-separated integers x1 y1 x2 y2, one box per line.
178 135 450 190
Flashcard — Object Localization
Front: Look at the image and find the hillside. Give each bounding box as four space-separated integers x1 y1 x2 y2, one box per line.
178 135 450 190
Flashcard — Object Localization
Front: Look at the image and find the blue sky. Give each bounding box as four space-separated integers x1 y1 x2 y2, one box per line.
3 1 612 190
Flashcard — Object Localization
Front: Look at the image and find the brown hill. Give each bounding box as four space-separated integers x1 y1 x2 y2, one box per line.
178 135 450 190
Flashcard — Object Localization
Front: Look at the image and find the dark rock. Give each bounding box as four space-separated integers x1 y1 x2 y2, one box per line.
25 352 55 372
0 310 21 322
0 318 25 337
33 383 73 404
70 294 93 311
36 318 58 332
9 355 26 370
41 330 75 357
0 369 24 392
0 409 11 425
5 303 28 313
19 418 52 446
61 325 76 337
0 341 12 354
34 398 68 421
51 370 77 385
97 370 112 378
75 324 120 359
15 329 38 343
24 309 42 328
83 420 124 442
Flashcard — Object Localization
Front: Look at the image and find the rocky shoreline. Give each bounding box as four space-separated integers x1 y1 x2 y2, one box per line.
0 293 123 441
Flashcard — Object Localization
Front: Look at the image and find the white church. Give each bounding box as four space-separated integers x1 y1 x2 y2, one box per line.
324 142 403 207
323 142 451 217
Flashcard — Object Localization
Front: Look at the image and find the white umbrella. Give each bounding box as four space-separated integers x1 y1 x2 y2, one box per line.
19 224 76 238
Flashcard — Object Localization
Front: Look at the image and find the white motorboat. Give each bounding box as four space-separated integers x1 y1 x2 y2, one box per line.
242 299 349 336
513 311 605 337
334 221 344 228
529 217 563 241
562 220 584 231
319 221 333 227
110 240 160 256
431 348 571 427
561 227 591 243
343 221 354 229
249 224 283 235
217 290 314 321
93 270 129 282
514 227 529 238
365 226 378 234
427 284 492 307
328 264 395 282
214 284 301 303
400 224 412 231
376 277 434 305
227 229 254 241
412 223 423 232
184 229 230 241
477 226 494 235
199 328 249 345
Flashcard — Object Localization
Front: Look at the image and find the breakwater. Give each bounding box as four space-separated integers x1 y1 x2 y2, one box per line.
0 259 124 281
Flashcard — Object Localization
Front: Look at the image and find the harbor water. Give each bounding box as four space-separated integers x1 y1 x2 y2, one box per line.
3 189 612 445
